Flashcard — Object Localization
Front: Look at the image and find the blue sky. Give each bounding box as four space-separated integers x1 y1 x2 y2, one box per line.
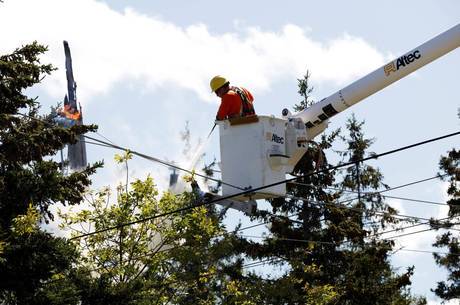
1 0 459 303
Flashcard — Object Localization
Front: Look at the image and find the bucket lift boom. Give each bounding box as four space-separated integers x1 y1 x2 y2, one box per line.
218 23 460 201
286 23 460 137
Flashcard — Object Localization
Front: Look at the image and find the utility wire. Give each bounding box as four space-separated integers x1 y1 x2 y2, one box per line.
17 111 457 239
237 235 460 257
284 194 433 222
378 175 447 193
285 192 460 234
242 215 459 247
384 227 437 240
242 258 285 269
380 195 447 207
70 131 460 240
84 135 245 191
62 206 457 285
164 216 458 270
12 113 245 191
93 131 117 146
82 140 113 149
286 193 460 233
84 129 459 193
223 175 455 243
83 208 453 266
290 174 449 207
395 248 459 256
290 174 446 194
15 111 458 208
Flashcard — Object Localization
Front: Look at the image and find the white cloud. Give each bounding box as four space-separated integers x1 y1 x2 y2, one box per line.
0 0 386 105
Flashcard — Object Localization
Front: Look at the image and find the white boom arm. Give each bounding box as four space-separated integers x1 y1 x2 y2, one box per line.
285 23 460 134
218 24 460 201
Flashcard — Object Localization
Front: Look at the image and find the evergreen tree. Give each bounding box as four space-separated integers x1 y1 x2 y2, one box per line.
332 115 420 305
236 73 425 304
294 70 315 111
432 111 460 301
0 42 99 304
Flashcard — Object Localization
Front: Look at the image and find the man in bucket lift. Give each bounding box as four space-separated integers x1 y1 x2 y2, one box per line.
210 75 256 120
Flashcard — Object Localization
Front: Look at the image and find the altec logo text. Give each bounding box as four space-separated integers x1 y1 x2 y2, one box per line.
384 50 421 76
266 132 284 144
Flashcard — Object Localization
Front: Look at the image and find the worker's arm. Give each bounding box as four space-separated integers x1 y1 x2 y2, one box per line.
216 98 230 120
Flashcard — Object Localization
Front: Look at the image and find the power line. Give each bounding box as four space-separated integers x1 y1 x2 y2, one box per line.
188 176 455 247
242 258 285 269
395 248 459 256
380 195 447 207
70 130 460 240
82 140 113 149
244 197 457 239
84 129 459 194
12 113 245 191
290 174 446 195
69 210 452 267
84 135 245 191
379 175 447 194
287 193 460 233
384 227 436 240
290 175 449 207
93 131 117 146
145 216 458 271
61 206 457 288
284 193 433 222
237 235 460 257
16 112 458 240
284 175 452 229
369 214 456 240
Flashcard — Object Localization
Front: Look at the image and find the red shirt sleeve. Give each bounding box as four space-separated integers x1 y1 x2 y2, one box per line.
216 92 242 120
216 98 230 120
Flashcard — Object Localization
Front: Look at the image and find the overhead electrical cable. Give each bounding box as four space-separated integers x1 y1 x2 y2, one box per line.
83 135 246 191
70 131 460 240
13 113 246 191
290 179 449 206
368 217 456 239
15 113 458 239
60 210 457 286
83 130 459 193
374 195 447 206
15 111 458 198
219 175 455 240
284 194 433 222
237 235 460 257
384 227 438 239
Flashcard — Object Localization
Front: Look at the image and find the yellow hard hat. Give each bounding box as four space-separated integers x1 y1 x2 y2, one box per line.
210 75 229 92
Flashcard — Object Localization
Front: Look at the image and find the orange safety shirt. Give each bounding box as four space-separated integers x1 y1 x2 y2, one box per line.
216 87 254 120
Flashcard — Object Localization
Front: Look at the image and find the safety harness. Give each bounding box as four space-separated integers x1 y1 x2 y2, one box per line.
233 86 255 117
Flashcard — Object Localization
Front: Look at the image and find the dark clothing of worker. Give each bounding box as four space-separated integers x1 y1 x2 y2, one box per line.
216 86 255 120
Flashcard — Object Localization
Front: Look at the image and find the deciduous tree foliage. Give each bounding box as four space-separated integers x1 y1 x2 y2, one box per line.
60 151 258 304
0 42 99 304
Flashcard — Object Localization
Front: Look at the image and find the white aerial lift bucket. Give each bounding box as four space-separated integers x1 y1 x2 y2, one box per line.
218 115 311 201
